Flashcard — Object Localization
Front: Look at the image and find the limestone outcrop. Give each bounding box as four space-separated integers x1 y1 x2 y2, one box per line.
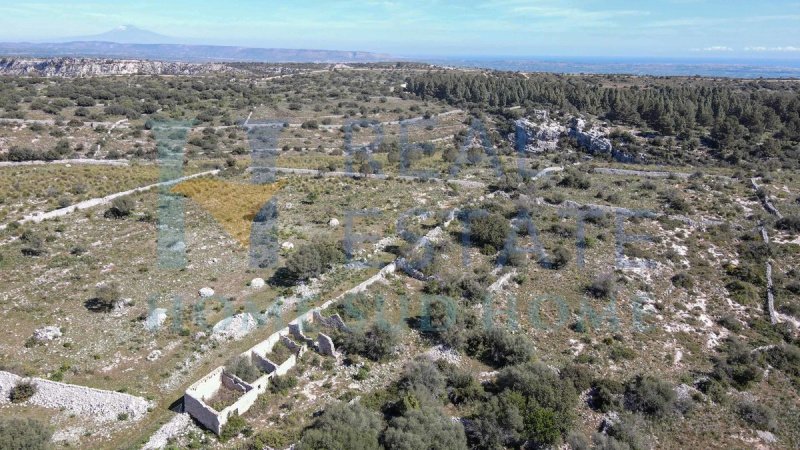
568 117 613 154
514 111 565 153
0 57 241 78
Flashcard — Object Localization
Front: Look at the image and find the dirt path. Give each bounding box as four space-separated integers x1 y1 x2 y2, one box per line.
594 167 691 179
0 158 128 168
271 166 485 188
0 117 130 128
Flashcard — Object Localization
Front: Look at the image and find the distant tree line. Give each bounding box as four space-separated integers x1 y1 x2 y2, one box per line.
405 71 800 167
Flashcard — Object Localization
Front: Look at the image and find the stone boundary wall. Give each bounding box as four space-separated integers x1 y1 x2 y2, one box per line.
594 167 690 179
0 370 152 423
751 178 784 219
766 262 778 325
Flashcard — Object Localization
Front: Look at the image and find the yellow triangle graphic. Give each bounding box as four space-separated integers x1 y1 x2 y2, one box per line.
171 178 285 247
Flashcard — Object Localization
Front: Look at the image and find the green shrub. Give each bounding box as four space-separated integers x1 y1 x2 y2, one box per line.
296 403 383 450
468 392 525 448
468 327 533 367
606 414 649 450
671 271 694 289
438 361 484 405
766 344 800 383
735 399 777 431
711 338 763 390
591 379 624 412
285 241 344 281
247 428 301 450
776 215 800 233
105 196 135 218
19 230 45 256
227 355 261 383
609 344 636 362
494 361 579 440
524 407 561 446
661 189 690 213
623 375 677 419
89 282 121 312
9 381 37 403
336 320 400 362
269 375 298 394
469 212 510 249
557 169 591 189
561 363 593 392
399 358 446 400
220 413 251 442
587 273 616 299
0 418 51 450
383 405 468 450
717 314 742 332
354 366 370 381
548 245 571 269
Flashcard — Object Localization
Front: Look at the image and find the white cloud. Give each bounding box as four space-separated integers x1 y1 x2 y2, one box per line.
744 46 800 52
690 46 733 52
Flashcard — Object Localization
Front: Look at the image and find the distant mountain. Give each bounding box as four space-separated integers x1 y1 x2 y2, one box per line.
0 26 394 63
60 25 180 45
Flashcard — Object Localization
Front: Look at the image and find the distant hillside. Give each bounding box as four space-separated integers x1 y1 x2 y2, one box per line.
0 57 244 77
0 41 394 63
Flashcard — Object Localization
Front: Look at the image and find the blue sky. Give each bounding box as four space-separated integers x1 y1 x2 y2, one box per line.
1 0 799 58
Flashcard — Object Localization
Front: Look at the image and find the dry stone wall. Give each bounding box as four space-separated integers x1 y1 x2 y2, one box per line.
0 370 152 423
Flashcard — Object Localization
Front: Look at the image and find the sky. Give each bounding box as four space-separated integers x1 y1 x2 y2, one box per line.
0 0 799 59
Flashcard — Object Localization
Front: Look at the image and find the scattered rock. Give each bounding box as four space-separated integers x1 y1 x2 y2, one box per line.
514 115 565 153
142 413 203 449
600 411 620 433
211 313 258 341
250 277 266 288
674 383 695 402
193 331 207 341
568 117 613 154
756 430 777 444
424 345 461 365
33 326 62 342
198 287 215 298
144 308 167 332
147 350 162 361
113 298 134 314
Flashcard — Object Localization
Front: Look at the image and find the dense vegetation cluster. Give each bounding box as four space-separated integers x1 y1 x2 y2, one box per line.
405 71 800 167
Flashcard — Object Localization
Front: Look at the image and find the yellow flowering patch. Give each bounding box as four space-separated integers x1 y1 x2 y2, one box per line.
171 177 285 246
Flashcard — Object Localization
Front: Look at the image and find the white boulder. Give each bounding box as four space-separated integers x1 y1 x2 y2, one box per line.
514 117 564 153
199 287 215 298
281 241 295 251
211 313 258 341
250 278 266 289
144 308 168 331
568 117 613 154
328 218 340 227
33 326 62 342
146 350 162 361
